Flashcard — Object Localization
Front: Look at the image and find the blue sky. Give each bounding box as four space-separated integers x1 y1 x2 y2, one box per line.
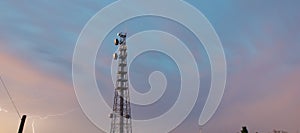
0 0 300 133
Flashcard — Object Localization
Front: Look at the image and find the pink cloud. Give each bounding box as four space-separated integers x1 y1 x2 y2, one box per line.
204 60 300 133
0 49 80 132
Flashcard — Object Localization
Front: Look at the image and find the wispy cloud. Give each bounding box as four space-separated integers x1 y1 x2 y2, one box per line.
1 0 300 133
0 47 79 132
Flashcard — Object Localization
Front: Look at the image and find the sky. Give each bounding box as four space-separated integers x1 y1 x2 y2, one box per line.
0 0 300 133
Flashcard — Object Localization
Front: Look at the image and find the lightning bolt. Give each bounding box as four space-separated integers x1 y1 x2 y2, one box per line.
0 106 8 113
28 108 77 133
31 120 35 133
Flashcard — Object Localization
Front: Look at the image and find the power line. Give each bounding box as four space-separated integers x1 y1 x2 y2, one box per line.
0 75 21 118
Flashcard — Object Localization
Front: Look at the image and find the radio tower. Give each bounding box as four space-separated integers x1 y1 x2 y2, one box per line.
110 32 132 133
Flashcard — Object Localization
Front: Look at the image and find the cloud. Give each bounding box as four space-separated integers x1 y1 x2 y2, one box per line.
0 47 78 112
202 44 300 133
0 47 85 132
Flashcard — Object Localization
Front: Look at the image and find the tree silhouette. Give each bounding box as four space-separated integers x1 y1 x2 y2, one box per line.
241 126 248 133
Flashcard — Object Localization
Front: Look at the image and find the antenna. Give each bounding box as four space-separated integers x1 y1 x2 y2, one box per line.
18 115 27 133
109 32 132 133
0 75 27 133
0 75 21 118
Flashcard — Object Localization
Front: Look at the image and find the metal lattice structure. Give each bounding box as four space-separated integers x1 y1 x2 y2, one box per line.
110 32 132 133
